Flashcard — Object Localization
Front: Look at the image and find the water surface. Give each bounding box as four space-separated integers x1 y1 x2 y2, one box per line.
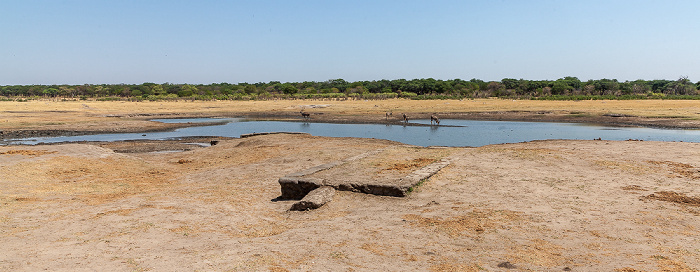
5 119 700 147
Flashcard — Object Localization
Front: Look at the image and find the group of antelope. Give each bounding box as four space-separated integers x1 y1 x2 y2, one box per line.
386 111 440 125
300 108 440 125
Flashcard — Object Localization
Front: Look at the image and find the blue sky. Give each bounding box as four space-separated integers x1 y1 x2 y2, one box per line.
2 0 699 85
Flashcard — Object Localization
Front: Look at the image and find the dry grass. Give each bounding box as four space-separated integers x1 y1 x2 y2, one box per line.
0 149 57 156
402 209 522 237
359 243 386 256
430 260 481 272
0 153 175 204
383 158 436 171
648 161 700 179
622 185 647 191
506 147 564 162
617 256 700 272
645 191 700 207
594 160 654 175
508 239 565 268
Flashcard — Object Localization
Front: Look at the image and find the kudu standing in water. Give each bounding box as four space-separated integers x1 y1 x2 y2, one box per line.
431 115 440 125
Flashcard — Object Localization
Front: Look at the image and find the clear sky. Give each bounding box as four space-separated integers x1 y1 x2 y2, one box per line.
2 0 699 85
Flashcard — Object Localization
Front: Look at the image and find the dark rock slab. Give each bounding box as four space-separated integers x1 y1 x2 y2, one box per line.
278 149 385 199
290 186 336 211
278 148 450 199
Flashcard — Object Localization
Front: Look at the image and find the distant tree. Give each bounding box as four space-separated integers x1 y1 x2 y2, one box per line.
323 79 348 92
470 78 488 91
501 78 519 90
243 85 257 95
589 79 619 95
560 76 582 90
402 80 422 94
43 88 58 97
177 84 197 97
626 80 650 95
550 81 571 95
665 76 696 95
301 87 317 94
649 80 672 92
58 86 75 97
151 84 165 95
487 81 505 97
279 83 298 94
435 80 451 94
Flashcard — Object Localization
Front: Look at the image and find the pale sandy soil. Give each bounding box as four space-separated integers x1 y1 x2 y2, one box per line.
1 133 699 271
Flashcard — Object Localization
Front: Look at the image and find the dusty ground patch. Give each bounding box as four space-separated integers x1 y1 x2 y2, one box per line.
2 98 700 271
2 135 700 271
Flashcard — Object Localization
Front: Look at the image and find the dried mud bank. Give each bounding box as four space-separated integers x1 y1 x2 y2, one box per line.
1 133 699 271
0 120 214 140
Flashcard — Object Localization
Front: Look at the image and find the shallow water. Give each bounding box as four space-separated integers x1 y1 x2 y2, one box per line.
5 119 700 147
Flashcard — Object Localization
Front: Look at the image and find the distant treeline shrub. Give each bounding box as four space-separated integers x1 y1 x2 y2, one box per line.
2 77 698 101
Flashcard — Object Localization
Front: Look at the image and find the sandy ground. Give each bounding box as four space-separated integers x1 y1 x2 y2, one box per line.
1 133 699 271
1 99 700 271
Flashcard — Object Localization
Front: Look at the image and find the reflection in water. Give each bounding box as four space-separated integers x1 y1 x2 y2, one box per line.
6 119 700 147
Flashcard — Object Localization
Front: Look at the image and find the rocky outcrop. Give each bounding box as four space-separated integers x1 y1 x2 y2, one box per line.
278 148 450 199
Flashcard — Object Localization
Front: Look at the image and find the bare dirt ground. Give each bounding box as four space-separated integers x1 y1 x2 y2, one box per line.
1 99 700 271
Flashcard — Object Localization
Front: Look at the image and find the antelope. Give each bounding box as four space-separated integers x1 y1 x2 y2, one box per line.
385 111 392 120
300 110 310 120
402 113 409 123
430 115 440 125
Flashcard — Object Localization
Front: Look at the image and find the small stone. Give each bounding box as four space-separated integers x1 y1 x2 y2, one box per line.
497 261 516 269
290 186 335 211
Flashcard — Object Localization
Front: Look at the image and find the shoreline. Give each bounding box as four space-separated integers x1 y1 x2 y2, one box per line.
1 110 698 141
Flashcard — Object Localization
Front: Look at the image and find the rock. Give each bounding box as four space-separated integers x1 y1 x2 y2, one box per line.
497 261 516 269
278 177 323 200
278 149 449 198
290 186 335 211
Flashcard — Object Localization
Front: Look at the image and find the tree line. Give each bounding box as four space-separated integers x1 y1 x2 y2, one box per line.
1 77 698 101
